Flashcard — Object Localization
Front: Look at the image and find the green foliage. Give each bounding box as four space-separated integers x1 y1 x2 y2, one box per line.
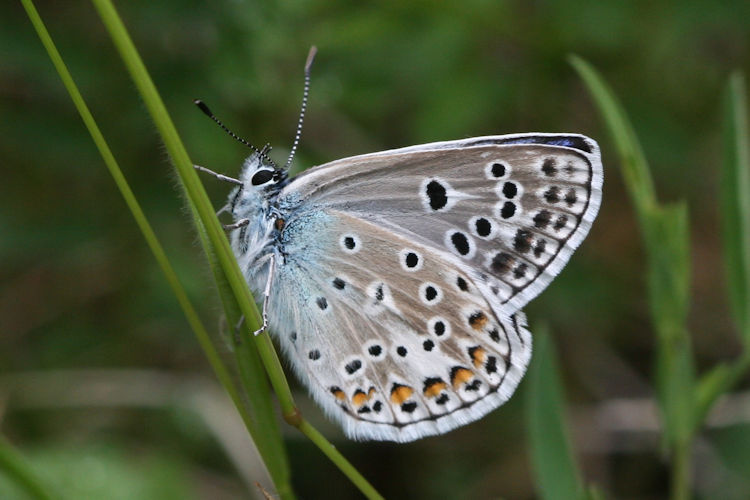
693 72 750 432
5 0 750 498
0 441 198 500
0 435 53 500
531 58 750 499
527 330 583 500
20 0 294 497
19 0 382 498
720 73 750 348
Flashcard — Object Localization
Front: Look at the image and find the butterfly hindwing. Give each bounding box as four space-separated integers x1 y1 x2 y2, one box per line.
279 133 602 314
226 132 601 441
267 210 532 442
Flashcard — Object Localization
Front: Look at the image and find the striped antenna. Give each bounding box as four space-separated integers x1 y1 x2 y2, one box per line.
284 46 317 170
194 99 276 166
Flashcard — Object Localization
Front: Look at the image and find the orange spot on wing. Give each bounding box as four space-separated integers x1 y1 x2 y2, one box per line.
469 346 487 367
469 311 489 330
451 368 474 389
331 388 346 401
390 384 414 405
423 380 447 398
352 390 367 407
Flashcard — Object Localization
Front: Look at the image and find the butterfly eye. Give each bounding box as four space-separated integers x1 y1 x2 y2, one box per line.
251 169 275 186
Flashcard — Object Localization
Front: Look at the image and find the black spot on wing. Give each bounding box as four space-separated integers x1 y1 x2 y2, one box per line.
491 252 514 275
401 401 418 413
513 229 533 254
490 162 506 177
405 252 419 268
475 217 492 237
457 276 468 291
451 232 470 255
426 180 448 210
502 182 518 198
533 239 546 258
542 158 557 176
345 360 362 375
544 186 561 204
533 210 552 229
554 214 569 231
500 201 516 219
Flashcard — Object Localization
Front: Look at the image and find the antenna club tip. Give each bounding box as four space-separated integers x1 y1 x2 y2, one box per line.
194 99 212 116
305 46 318 72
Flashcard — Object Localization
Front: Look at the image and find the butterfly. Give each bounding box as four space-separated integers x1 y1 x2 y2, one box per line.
196 48 602 442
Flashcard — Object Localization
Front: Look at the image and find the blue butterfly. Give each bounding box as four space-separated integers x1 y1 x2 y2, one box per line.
196 48 602 442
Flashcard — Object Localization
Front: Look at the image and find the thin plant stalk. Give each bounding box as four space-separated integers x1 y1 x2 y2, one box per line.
527 329 584 500
0 435 53 500
693 72 750 429
85 0 382 497
19 0 292 495
570 55 694 500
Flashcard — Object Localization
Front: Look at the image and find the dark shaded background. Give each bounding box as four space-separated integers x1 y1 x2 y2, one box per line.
2 1 750 498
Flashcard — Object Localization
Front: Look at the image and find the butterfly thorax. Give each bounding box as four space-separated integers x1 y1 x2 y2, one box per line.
229 153 289 295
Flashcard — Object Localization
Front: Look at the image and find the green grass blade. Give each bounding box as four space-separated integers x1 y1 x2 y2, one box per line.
572 56 695 497
20 0 292 495
694 358 750 429
654 320 694 447
297 422 384 500
527 329 584 500
571 55 695 439
0 435 53 500
720 72 750 346
642 204 691 348
585 484 607 500
693 71 750 433
86 0 301 424
197 224 293 498
86 1 382 496
568 55 657 220
20 0 245 429
19 0 243 434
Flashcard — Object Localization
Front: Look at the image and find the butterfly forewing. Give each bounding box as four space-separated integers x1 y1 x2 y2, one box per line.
227 132 601 441
279 134 602 315
266 211 531 442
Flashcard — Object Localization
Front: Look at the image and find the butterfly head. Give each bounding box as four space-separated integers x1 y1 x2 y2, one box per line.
229 150 288 214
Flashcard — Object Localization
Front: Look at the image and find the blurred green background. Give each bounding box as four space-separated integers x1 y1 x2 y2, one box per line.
2 0 750 498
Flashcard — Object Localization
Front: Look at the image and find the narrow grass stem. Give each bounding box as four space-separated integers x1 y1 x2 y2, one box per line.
571 54 696 498
20 0 294 495
85 1 381 496
0 435 53 500
670 438 692 500
297 420 385 500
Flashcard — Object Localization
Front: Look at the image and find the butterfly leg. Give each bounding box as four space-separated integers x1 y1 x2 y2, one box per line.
215 203 231 216
193 164 243 186
251 254 276 336
193 164 243 218
223 219 250 230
